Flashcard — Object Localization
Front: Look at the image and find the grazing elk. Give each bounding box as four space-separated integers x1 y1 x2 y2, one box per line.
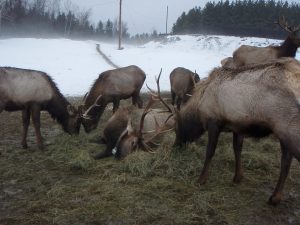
94 70 175 160
222 17 300 68
79 65 146 133
0 67 81 149
170 67 200 110
174 58 300 205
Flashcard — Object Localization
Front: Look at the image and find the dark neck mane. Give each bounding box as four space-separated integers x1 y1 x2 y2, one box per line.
276 36 298 58
179 102 204 142
44 75 70 132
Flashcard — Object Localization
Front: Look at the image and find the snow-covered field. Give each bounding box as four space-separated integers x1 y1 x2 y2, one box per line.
0 35 299 96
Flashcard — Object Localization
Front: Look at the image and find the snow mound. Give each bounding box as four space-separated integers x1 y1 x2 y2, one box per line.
0 35 298 96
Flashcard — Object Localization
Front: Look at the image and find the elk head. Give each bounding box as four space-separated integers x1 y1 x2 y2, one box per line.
113 69 174 159
66 104 82 134
79 93 103 133
113 96 156 159
276 16 300 46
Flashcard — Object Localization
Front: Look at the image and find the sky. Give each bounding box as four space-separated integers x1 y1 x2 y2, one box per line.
67 0 298 35
67 0 206 35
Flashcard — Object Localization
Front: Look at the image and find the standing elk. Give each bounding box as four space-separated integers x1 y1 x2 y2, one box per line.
170 67 200 110
0 67 81 150
174 58 300 205
79 65 146 133
93 70 175 160
222 17 300 68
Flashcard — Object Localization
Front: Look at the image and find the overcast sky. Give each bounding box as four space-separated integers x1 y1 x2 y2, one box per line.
68 0 297 35
68 0 206 34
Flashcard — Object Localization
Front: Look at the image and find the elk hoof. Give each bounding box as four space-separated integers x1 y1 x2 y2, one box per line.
268 194 282 206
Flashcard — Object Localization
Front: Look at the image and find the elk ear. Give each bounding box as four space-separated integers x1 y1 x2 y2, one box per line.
67 105 76 116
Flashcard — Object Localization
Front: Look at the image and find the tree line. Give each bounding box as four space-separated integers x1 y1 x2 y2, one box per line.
0 0 158 42
172 0 300 39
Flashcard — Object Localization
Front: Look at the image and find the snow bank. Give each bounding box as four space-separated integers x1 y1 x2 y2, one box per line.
0 35 299 96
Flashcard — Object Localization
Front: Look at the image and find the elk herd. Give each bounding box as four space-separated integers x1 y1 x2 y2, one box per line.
1 17 300 206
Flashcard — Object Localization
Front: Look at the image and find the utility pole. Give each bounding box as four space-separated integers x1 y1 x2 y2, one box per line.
166 5 168 35
118 0 122 50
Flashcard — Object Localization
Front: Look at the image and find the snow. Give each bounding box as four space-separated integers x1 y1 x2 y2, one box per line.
0 35 299 96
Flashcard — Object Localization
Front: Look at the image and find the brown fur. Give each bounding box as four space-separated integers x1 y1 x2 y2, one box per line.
170 67 200 109
175 58 300 204
80 65 146 133
0 67 81 150
94 106 175 160
224 32 300 68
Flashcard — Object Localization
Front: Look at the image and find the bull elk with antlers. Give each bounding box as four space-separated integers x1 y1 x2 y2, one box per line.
0 67 81 149
174 58 300 205
93 70 174 160
170 67 200 110
79 65 146 133
222 17 300 68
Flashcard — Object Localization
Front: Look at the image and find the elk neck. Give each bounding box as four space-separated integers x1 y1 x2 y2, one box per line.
277 36 298 58
45 78 72 132
177 99 205 143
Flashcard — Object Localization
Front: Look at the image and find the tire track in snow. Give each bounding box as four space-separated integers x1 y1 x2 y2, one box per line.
96 44 119 69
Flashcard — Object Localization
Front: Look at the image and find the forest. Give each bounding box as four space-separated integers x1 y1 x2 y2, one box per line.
0 0 134 40
1 0 300 41
172 0 300 38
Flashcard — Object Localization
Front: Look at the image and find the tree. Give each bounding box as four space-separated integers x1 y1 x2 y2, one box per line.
105 19 113 38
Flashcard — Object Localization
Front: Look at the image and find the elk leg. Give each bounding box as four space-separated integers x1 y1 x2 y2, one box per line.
171 91 176 106
31 104 44 150
112 99 120 113
268 141 292 205
233 133 244 183
176 97 182 110
198 120 220 185
132 92 143 108
21 107 31 149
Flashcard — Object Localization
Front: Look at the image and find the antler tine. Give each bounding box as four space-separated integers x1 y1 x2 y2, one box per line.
138 95 156 138
146 83 157 95
276 16 292 33
142 115 174 147
82 92 89 105
153 68 173 114
81 94 103 118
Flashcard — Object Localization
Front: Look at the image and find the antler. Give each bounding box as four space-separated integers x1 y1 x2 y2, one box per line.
138 95 156 138
146 68 173 114
81 94 102 119
276 16 300 33
81 92 89 105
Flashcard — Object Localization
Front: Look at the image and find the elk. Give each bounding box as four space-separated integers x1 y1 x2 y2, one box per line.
79 65 146 133
222 17 300 68
0 67 81 150
93 70 174 160
170 67 200 110
174 58 300 205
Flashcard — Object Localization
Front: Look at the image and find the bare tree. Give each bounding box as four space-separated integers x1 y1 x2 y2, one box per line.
77 8 91 28
47 0 61 17
63 0 78 36
113 19 129 39
32 0 47 14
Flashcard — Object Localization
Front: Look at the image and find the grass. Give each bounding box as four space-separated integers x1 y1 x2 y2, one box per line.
0 95 300 225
